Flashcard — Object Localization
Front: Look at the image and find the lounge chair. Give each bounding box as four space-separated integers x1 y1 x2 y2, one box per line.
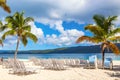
85 55 97 69
104 58 113 69
66 59 80 67
43 59 66 70
9 60 37 75
2 58 14 68
30 57 41 66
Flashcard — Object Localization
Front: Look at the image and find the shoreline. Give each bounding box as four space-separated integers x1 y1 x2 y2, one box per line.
1 53 120 61
4 58 120 61
0 60 120 80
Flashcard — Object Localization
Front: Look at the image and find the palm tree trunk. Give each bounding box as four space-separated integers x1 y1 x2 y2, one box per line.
102 49 105 69
14 36 20 60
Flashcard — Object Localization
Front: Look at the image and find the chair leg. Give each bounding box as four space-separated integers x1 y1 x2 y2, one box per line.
110 62 113 70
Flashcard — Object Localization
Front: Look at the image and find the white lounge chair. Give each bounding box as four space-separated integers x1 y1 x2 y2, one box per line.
9 60 37 75
104 58 113 69
85 55 97 69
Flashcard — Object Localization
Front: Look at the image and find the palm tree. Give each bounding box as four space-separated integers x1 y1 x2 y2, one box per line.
0 21 4 46
76 15 120 68
0 0 11 13
2 11 38 60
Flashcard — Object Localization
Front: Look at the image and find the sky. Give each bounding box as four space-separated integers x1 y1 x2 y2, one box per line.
0 0 120 50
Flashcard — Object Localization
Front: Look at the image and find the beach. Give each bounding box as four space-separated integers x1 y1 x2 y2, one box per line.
0 60 120 80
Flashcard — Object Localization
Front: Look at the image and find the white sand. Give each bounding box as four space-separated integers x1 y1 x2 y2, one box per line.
0 61 120 80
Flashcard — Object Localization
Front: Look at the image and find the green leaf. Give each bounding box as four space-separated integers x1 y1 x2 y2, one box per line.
21 35 28 46
108 36 120 42
76 36 102 43
107 28 120 38
109 42 120 55
93 14 105 27
85 25 105 37
0 0 11 13
24 32 38 43
2 30 16 40
22 25 31 32
24 17 34 25
0 21 2 26
0 39 3 46
0 25 7 32
0 21 8 32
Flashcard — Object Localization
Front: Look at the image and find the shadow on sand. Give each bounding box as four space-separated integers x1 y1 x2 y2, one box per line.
105 65 120 79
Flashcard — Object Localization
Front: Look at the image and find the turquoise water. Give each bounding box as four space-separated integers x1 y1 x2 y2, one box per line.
0 53 120 60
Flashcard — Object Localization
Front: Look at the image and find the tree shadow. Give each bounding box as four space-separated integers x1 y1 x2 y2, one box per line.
105 65 120 79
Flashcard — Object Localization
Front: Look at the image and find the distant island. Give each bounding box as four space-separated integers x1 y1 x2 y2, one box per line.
1 43 120 54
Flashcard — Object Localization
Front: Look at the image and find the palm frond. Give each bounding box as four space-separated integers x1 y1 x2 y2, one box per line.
13 12 19 18
0 21 7 31
13 12 20 27
2 30 16 40
5 16 19 29
76 36 101 43
21 35 28 46
0 2 11 13
0 0 6 3
108 36 120 42
85 25 105 36
109 42 120 55
0 21 2 26
24 32 38 43
105 16 117 31
0 25 8 32
108 16 117 23
93 14 105 27
108 28 120 37
19 11 24 27
0 39 3 46
93 15 117 33
5 16 13 22
24 17 34 24
22 25 31 32
104 16 117 27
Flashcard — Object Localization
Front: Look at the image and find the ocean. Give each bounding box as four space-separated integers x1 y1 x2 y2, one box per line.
0 53 120 60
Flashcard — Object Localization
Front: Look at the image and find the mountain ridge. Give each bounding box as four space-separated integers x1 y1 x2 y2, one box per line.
0 43 120 54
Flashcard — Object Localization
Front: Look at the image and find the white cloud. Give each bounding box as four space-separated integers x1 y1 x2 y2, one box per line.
2 0 120 27
44 28 84 46
3 36 17 47
28 22 45 44
49 11 61 19
28 22 44 39
36 18 64 33
0 0 120 23
35 17 85 46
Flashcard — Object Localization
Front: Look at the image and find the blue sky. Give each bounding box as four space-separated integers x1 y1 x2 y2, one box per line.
0 0 120 50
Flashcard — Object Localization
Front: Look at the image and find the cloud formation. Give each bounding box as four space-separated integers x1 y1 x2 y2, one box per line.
28 22 44 39
45 29 84 46
1 0 120 23
35 18 84 46
0 0 120 49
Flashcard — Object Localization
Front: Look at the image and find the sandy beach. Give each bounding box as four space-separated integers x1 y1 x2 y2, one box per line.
0 60 119 80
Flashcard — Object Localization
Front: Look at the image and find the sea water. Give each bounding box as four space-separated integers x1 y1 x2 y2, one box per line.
0 53 120 60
